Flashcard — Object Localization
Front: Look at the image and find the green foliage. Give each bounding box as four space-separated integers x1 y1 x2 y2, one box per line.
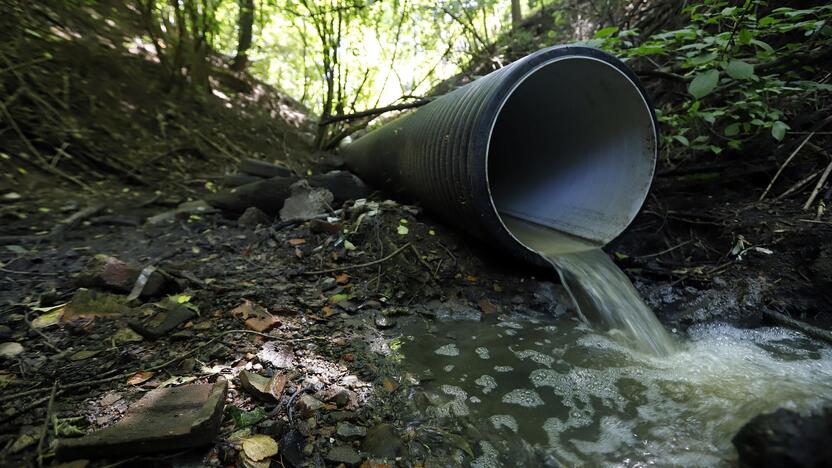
591 1 832 158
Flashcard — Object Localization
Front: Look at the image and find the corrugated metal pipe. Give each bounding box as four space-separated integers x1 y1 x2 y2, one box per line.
342 45 658 266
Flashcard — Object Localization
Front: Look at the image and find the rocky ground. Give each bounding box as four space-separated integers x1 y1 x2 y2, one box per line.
1 151 831 466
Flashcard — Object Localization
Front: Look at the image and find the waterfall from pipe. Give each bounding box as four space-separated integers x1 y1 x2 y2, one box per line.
503 216 678 356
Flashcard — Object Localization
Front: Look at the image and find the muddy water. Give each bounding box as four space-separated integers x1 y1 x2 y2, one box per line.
398 312 832 466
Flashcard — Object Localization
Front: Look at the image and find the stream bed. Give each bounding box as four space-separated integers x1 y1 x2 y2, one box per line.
393 308 832 466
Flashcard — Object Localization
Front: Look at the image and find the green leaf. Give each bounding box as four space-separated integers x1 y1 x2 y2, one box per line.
594 26 618 39
688 69 719 99
725 60 755 80
673 135 690 146
771 121 789 141
724 123 741 137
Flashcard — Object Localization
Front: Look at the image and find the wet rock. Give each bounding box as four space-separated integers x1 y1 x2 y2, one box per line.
129 301 196 340
424 300 482 322
279 430 306 468
336 422 367 441
374 315 396 329
238 207 272 228
330 411 356 422
56 380 227 460
733 407 832 468
257 342 295 369
361 424 402 459
326 445 362 466
279 180 334 222
308 171 370 203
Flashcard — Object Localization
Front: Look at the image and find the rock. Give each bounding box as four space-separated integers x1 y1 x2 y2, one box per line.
374 315 396 330
0 342 24 358
56 380 227 460
279 180 334 222
424 300 482 322
221 173 264 188
279 430 306 468
76 256 167 298
298 394 324 414
239 370 276 401
733 407 832 468
361 424 401 459
146 199 216 225
309 219 342 234
207 176 298 215
129 301 196 340
332 389 352 408
326 445 362 466
308 171 370 203
238 207 272 228
336 422 367 441
0 325 12 340
811 243 832 291
257 342 295 369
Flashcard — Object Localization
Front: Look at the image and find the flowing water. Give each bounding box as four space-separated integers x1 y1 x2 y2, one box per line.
391 216 832 465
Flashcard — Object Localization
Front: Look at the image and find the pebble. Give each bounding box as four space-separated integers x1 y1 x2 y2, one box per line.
336 422 367 440
325 445 362 466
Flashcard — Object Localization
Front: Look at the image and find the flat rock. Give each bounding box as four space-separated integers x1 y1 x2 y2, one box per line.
279 180 334 222
325 445 362 466
336 422 366 441
56 380 227 460
733 407 832 468
129 302 196 339
257 342 295 369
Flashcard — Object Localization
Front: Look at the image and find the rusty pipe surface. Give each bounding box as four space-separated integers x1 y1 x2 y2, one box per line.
342 45 658 265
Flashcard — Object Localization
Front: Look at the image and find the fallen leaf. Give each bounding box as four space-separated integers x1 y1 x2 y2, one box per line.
322 306 333 317
396 225 409 235
243 434 277 461
112 327 144 344
126 371 154 385
335 273 350 284
329 293 349 303
342 353 354 362
157 375 196 388
466 275 478 284
288 238 306 246
32 307 64 328
244 315 280 333
343 240 356 251
382 377 398 393
268 373 288 400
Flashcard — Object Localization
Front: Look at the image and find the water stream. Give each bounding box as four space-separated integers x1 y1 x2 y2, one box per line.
391 216 832 465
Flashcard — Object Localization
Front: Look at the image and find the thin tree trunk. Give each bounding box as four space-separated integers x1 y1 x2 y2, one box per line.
511 0 522 29
232 0 255 71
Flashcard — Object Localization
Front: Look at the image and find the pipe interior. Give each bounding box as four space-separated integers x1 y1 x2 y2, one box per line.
487 56 656 256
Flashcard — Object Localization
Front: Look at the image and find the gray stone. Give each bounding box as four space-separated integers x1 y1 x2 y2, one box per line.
56 380 227 460
237 206 272 228
129 301 196 340
325 445 362 466
336 422 366 441
257 342 295 369
374 315 396 329
279 180 334 222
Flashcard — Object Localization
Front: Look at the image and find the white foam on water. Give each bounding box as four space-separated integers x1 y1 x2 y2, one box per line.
494 365 514 373
497 321 524 329
433 384 470 417
537 323 832 465
474 375 498 394
443 364 455 372
435 343 460 356
502 388 544 407
511 348 555 367
475 347 491 359
471 441 499 468
490 414 519 433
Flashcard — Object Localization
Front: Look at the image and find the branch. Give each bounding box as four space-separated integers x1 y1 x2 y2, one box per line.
318 99 432 126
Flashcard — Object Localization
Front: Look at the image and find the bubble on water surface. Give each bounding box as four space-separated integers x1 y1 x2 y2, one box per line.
475 347 490 359
435 344 459 356
490 414 518 433
471 441 499 468
511 348 555 367
443 364 454 372
502 388 544 407
474 375 497 394
494 365 513 373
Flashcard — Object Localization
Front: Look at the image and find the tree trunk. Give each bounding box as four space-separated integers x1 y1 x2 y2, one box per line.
232 0 255 71
511 0 522 29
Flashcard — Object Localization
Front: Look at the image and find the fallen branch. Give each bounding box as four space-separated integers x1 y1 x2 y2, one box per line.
759 132 814 201
803 160 832 210
762 309 832 344
303 242 412 275
318 100 432 126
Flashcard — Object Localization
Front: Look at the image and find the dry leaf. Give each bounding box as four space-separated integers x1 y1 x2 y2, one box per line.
230 300 256 319
382 377 398 393
288 238 306 246
268 373 288 400
241 434 278 461
322 306 333 317
478 298 498 314
126 371 154 385
466 275 478 284
335 273 350 284
244 315 280 333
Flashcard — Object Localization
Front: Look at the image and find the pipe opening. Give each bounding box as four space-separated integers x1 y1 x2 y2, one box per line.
487 56 656 256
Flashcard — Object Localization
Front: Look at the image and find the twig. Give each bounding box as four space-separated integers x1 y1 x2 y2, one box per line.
409 244 436 278
634 239 692 259
803 160 832 210
774 168 823 201
318 100 431 126
762 309 832 344
759 132 814 201
36 381 58 467
303 242 412 275
24 311 63 353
